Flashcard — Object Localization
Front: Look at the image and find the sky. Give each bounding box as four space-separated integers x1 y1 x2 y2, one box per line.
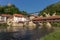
0 0 60 13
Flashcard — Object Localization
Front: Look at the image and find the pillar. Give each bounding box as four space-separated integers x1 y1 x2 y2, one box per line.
46 22 52 29
39 22 43 28
28 21 36 30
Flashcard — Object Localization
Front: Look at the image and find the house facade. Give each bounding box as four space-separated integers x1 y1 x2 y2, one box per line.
13 14 28 23
0 14 10 23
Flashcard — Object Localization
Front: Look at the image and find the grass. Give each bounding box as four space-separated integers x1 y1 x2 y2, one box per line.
40 27 60 40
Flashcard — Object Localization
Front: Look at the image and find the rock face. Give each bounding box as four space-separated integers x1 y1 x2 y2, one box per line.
46 22 52 29
7 18 13 26
44 12 50 17
12 21 37 31
7 16 52 32
12 23 24 27
29 14 35 20
39 23 43 28
7 18 37 31
28 21 36 30
52 12 56 16
12 23 24 31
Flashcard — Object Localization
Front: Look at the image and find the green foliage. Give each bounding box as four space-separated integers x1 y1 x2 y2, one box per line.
0 6 4 13
4 5 20 14
40 28 60 40
38 2 60 27
20 11 29 16
0 4 29 15
38 2 60 40
0 4 19 14
38 2 60 16
51 22 60 27
0 23 8 28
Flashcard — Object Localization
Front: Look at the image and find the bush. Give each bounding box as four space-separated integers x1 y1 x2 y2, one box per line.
0 23 8 28
51 22 60 27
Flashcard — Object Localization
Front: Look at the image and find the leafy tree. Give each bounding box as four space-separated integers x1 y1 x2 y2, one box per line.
0 4 29 16
0 6 4 14
21 11 29 16
38 2 60 16
4 4 20 14
38 2 60 27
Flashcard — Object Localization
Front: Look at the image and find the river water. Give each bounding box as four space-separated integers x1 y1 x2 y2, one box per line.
0 26 53 40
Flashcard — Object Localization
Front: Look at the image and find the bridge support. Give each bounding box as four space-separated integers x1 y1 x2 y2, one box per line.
46 22 52 29
33 21 52 30
28 21 36 30
38 22 43 28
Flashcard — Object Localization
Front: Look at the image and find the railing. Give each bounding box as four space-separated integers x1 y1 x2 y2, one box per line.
32 18 60 22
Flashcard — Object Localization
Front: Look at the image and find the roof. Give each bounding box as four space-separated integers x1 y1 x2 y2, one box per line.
33 15 60 21
1 14 11 17
30 14 36 17
32 16 43 21
9 16 13 19
43 15 60 19
13 14 23 17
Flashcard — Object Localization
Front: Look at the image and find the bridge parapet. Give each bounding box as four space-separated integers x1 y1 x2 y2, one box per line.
32 15 60 22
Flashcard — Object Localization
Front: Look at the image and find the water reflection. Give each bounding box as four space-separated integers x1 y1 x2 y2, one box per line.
0 26 53 40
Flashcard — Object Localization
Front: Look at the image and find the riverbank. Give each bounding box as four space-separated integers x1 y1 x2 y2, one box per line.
40 27 60 40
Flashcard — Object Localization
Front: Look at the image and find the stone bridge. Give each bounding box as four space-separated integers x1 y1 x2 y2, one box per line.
32 15 60 22
7 13 60 31
32 15 60 29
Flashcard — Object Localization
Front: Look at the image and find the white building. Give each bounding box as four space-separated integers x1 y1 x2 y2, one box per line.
13 14 28 23
0 14 10 23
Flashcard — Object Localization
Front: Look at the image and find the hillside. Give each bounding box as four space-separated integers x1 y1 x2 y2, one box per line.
0 4 29 16
38 2 60 16
38 2 60 40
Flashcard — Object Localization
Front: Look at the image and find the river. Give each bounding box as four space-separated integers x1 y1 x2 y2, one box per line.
0 26 53 40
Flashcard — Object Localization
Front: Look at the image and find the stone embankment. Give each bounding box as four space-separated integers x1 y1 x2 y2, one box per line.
7 20 52 32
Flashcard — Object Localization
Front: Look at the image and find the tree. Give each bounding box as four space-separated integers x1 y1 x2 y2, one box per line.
38 2 60 27
38 2 60 16
0 6 4 14
0 4 29 16
21 11 29 16
4 4 20 14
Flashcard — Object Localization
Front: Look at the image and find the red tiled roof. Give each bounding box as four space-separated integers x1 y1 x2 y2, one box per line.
33 15 60 21
43 15 60 19
33 16 43 21
1 14 11 17
13 14 23 17
9 16 13 19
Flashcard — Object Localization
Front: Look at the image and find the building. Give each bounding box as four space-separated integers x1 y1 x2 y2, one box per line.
0 14 11 23
6 14 29 31
13 14 28 23
29 14 36 20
